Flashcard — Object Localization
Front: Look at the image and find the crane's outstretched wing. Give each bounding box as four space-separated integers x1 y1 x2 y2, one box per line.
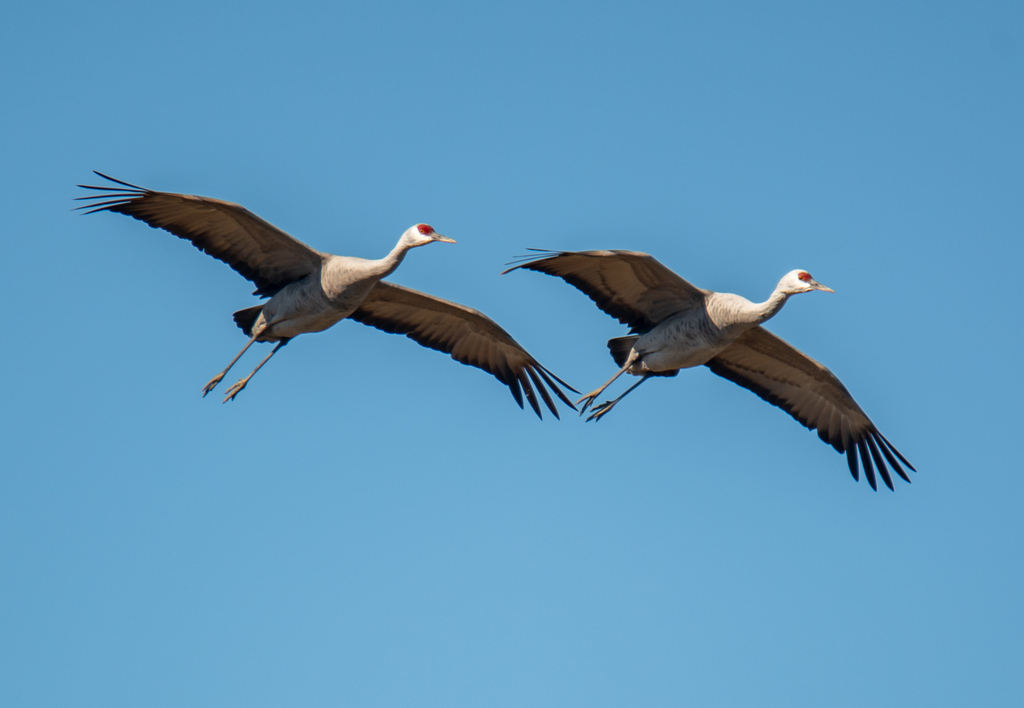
76 172 326 297
503 249 707 334
706 326 915 491
349 281 578 419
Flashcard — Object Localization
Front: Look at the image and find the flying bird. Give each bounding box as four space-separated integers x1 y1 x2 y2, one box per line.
505 249 915 489
76 173 576 418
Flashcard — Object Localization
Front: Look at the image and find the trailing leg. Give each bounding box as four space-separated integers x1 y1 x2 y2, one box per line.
222 339 290 403
586 375 651 422
576 350 639 414
203 334 258 396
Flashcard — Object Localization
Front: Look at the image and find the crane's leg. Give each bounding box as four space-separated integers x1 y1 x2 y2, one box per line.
576 350 640 414
202 334 259 397
586 375 651 422
222 339 290 403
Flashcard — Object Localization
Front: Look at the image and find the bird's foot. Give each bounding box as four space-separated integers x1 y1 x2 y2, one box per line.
576 391 601 415
222 378 249 403
202 372 225 397
586 399 618 422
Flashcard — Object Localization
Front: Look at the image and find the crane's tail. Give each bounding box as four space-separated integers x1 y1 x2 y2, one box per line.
606 336 679 378
233 305 264 337
607 336 639 368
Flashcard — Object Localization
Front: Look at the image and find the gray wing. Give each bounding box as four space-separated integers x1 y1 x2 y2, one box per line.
706 326 915 491
77 172 326 297
348 281 578 419
503 249 706 333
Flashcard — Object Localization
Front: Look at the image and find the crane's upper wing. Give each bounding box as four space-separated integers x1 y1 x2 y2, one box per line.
348 281 578 419
503 250 707 334
705 326 915 491
76 172 326 297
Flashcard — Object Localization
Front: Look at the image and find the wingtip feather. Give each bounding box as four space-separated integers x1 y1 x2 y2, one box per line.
91 171 148 191
875 433 911 484
847 444 860 482
878 433 916 473
865 435 895 491
858 439 878 491
517 369 544 419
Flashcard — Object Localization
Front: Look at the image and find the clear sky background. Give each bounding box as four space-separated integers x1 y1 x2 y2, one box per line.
2 1 1022 706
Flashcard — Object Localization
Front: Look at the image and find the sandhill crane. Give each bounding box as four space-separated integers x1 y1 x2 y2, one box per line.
76 173 576 418
505 249 915 489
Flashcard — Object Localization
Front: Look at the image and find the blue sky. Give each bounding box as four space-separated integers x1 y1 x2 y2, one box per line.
2 1 1022 705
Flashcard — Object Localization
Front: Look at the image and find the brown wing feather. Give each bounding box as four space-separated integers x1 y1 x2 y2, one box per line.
348 281 577 419
503 249 706 333
705 326 915 491
77 172 326 296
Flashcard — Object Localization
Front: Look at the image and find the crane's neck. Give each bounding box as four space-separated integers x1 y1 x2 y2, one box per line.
373 239 415 278
729 285 791 327
754 286 791 324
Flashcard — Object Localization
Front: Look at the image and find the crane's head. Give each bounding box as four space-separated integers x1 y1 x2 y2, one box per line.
401 224 457 248
780 269 834 295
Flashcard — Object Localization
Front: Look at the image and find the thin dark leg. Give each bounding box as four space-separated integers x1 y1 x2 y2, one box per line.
586 375 650 422
576 351 639 414
203 334 258 397
222 339 289 403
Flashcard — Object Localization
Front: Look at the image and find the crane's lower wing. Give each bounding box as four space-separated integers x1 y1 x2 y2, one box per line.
348 281 578 419
706 326 915 491
503 249 706 334
76 172 326 297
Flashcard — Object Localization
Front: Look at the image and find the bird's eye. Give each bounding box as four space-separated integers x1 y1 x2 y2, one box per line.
417 224 434 235
798 272 812 282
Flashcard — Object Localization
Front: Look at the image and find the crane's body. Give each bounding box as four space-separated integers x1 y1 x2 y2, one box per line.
506 249 913 490
248 247 415 342
617 280 811 374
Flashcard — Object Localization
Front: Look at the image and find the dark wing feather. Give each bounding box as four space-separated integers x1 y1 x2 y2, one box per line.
348 281 578 419
76 172 326 297
503 249 706 333
705 326 915 490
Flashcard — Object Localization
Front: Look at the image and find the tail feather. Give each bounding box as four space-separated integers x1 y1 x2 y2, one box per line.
232 305 264 336
607 336 639 368
606 335 679 377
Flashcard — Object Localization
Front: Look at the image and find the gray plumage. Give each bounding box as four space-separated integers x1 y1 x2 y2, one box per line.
505 249 914 490
77 173 576 418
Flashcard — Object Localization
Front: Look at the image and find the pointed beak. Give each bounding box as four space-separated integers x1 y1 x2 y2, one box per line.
434 233 457 244
811 280 835 293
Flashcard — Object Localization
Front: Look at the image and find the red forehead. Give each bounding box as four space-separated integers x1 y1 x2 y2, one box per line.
798 271 812 282
417 224 434 235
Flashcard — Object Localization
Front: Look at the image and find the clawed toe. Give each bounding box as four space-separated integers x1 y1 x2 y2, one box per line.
576 393 600 414
586 400 616 422
202 373 225 397
222 380 247 403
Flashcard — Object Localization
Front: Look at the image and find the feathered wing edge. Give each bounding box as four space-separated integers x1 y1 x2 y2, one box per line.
705 328 916 491
75 171 324 297
75 171 149 209
348 281 578 420
502 249 704 335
